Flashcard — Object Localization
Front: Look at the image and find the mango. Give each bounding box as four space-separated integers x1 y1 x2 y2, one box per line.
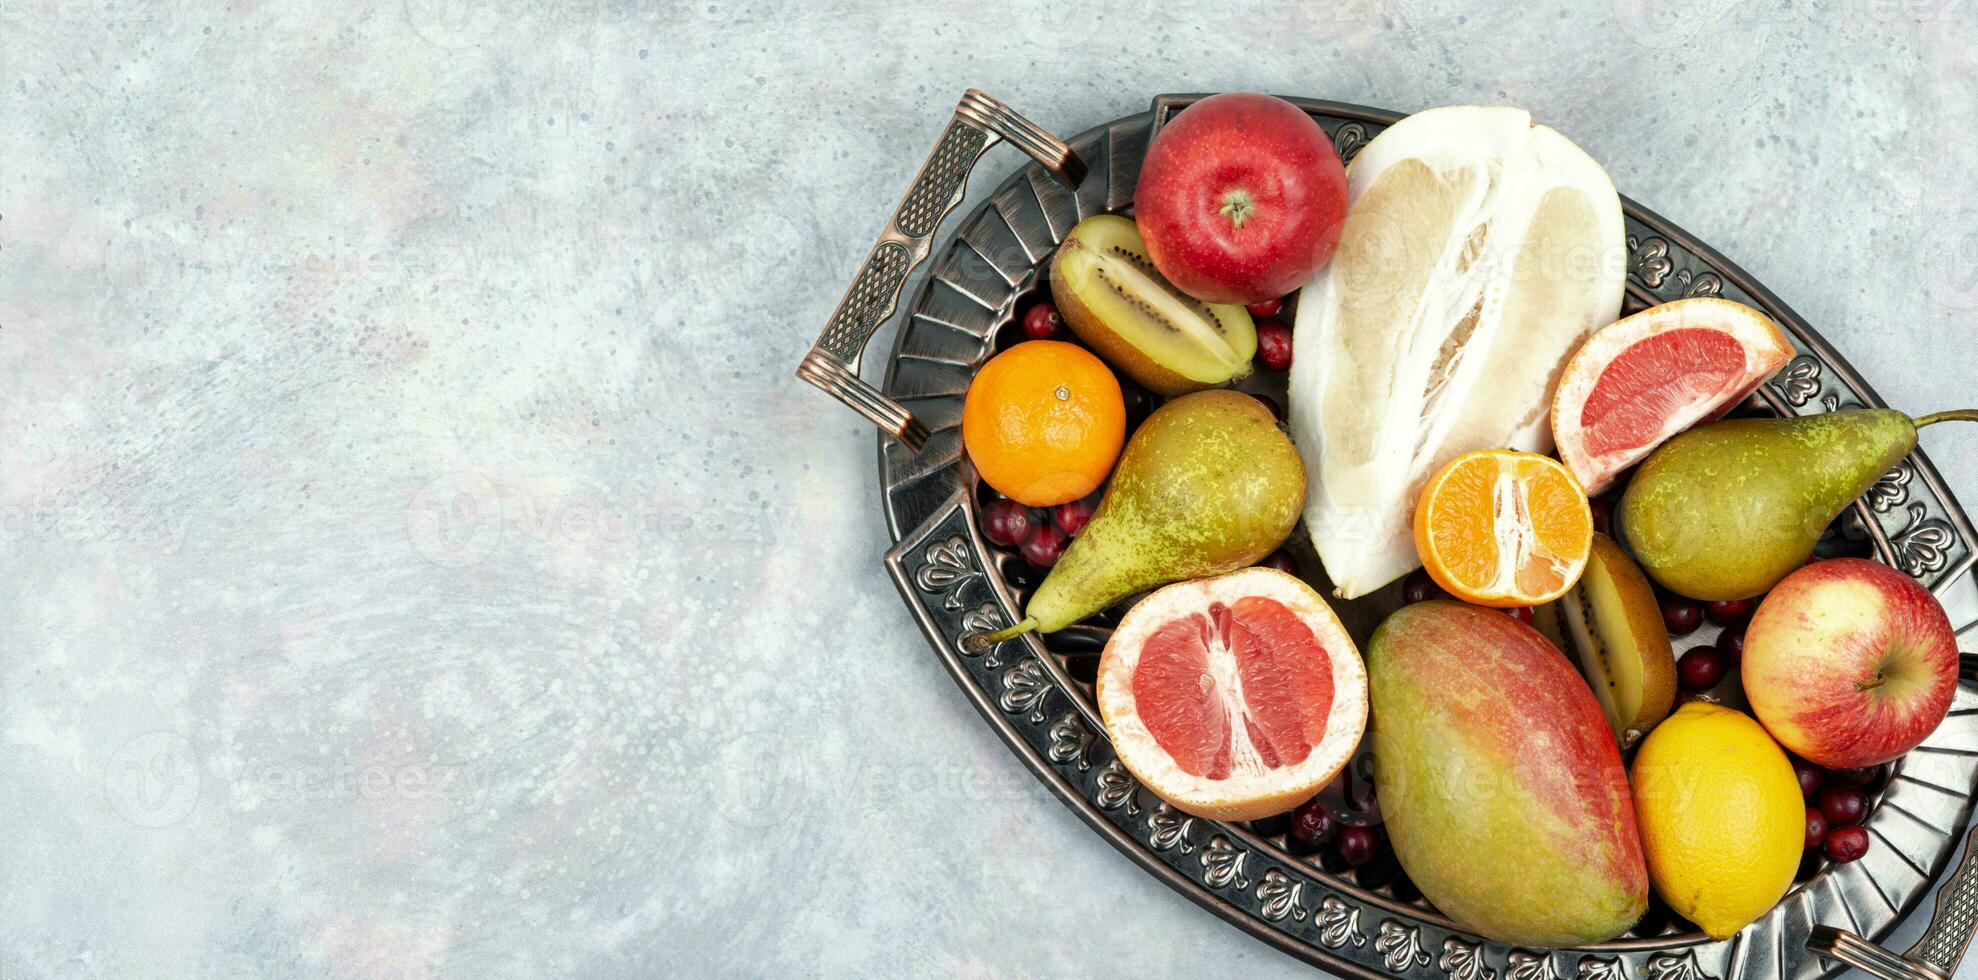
1368 601 1648 947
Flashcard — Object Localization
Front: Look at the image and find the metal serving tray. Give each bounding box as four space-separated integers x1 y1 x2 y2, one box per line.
800 92 1978 980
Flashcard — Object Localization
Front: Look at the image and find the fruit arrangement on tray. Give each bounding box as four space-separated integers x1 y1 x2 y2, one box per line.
942 94 1971 949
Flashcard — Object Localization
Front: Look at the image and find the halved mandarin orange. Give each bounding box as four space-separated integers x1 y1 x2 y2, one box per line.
1412 450 1592 607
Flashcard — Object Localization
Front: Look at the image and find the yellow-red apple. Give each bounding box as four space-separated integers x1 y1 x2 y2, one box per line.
1743 558 1958 768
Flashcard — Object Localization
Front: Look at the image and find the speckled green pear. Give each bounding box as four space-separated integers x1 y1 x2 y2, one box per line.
976 390 1306 644
1619 408 1971 601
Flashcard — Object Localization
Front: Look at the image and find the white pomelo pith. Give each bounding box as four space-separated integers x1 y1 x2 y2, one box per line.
1096 567 1367 821
1551 297 1795 495
1289 106 1625 599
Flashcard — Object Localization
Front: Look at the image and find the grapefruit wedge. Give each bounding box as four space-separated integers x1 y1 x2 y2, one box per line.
1552 298 1794 495
1096 567 1367 821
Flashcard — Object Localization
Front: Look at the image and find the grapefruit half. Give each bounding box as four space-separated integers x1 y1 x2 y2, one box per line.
1096 567 1367 820
1552 297 1794 495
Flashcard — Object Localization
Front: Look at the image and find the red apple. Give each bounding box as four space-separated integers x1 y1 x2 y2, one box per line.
1742 558 1958 768
1135 93 1348 305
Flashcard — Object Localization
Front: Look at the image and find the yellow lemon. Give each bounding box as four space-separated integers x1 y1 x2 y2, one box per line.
1630 702 1803 939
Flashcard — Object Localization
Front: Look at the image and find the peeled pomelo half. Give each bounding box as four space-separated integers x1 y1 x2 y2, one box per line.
1290 106 1625 599
1552 297 1794 494
1096 567 1366 821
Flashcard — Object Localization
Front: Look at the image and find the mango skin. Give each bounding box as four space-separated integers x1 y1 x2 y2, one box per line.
1368 602 1648 947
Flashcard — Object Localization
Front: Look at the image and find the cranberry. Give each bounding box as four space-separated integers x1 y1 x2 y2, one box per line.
1677 646 1727 691
1390 873 1422 902
1255 318 1293 372
1804 806 1829 850
1259 550 1300 576
1793 758 1826 797
1253 393 1286 421
1824 824 1870 864
1053 496 1096 537
1402 569 1445 604
1505 606 1535 625
981 499 1034 547
1718 622 1747 661
1246 297 1284 318
1021 523 1067 569
1339 825 1379 867
1288 798 1338 851
1833 765 1882 787
1022 303 1062 340
1119 381 1153 421
1661 595 1704 636
1818 785 1868 826
1706 597 1756 624
1589 497 1614 537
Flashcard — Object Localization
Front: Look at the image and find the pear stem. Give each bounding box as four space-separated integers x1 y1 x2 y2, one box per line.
963 617 1037 654
1913 409 1978 429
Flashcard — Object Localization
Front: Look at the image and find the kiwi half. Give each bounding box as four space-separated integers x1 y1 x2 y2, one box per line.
1539 533 1677 749
1050 214 1256 396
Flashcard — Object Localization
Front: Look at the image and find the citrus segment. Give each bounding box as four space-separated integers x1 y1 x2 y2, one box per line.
1414 450 1592 607
1552 298 1794 494
1098 567 1366 821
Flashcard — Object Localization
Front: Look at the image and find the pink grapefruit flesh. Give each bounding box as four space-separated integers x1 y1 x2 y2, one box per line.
1098 567 1366 821
1552 298 1794 495
1132 597 1337 779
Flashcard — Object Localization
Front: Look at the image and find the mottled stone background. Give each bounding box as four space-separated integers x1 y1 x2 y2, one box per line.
4 1 1978 977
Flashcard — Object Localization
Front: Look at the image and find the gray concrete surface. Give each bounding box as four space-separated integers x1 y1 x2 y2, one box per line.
4 1 1977 977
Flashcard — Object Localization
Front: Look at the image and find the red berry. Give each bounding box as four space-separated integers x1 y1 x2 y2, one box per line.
1793 759 1826 797
1021 523 1067 569
1706 597 1756 624
1505 606 1535 625
981 499 1034 547
1246 297 1284 318
1661 596 1703 636
1677 646 1727 691
1804 806 1829 850
1118 381 1153 421
1589 497 1614 537
1339 825 1379 867
1259 550 1299 576
1255 318 1293 372
1718 622 1746 661
1022 303 1062 340
1818 785 1868 826
1402 569 1444 604
1824 825 1870 863
1053 496 1096 537
1253 393 1286 421
1288 798 1337 850
1833 765 1882 787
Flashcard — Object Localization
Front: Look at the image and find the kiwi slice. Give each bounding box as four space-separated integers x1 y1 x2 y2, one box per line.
1551 534 1677 749
1050 214 1256 396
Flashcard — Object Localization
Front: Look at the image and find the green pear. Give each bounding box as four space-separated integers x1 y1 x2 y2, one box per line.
970 389 1306 646
1618 408 1975 601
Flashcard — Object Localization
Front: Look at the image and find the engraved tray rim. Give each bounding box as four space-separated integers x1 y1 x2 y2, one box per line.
872 96 1978 980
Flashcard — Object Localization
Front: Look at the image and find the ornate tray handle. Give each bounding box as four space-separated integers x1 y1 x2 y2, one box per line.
795 90 1085 451
1810 822 1978 980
